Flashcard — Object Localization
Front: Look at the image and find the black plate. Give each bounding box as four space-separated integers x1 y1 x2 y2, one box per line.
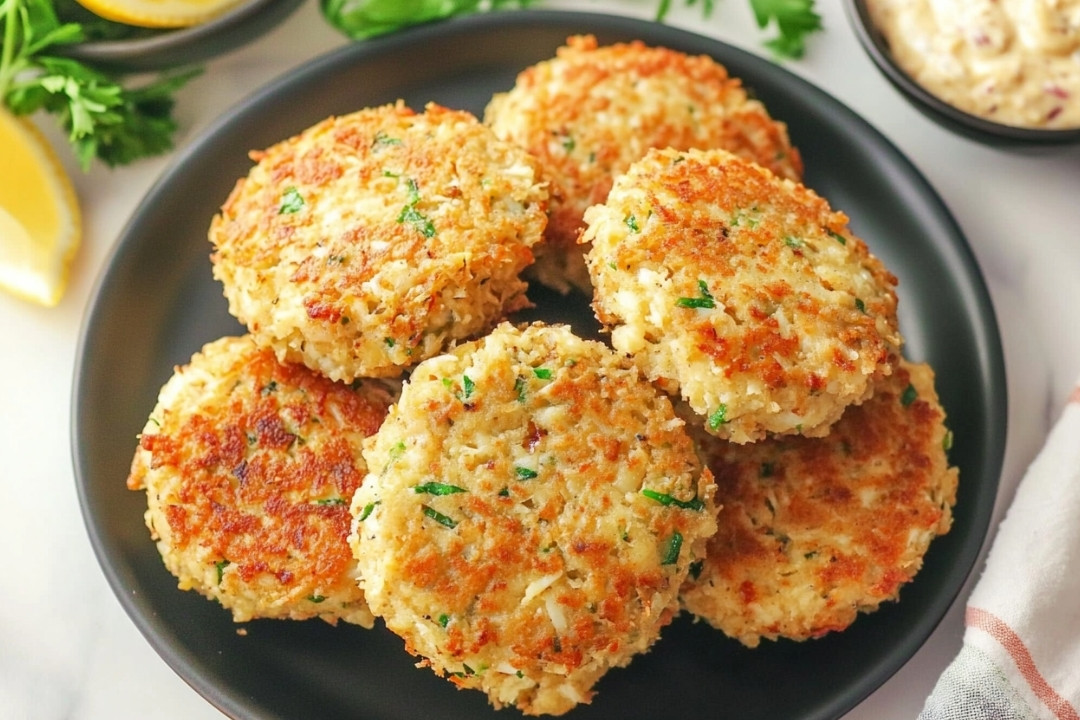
72 11 1006 720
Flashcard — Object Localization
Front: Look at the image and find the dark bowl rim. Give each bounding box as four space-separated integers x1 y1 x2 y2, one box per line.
56 0 305 70
843 0 1080 146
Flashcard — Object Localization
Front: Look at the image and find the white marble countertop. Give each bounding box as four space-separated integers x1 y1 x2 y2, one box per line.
2 1 1078 718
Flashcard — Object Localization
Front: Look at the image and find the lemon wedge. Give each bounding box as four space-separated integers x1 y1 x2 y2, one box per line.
74 0 246 28
0 107 81 308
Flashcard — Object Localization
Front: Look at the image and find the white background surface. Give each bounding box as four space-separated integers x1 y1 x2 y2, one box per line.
2 0 1079 718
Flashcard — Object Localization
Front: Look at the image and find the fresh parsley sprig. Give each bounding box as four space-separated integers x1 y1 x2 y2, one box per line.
748 0 822 59
319 0 538 40
321 0 821 60
0 0 198 170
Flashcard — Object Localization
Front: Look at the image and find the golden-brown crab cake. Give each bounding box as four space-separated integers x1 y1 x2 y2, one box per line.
209 101 549 381
126 335 399 626
583 147 902 444
679 360 958 647
350 322 717 716
484 34 803 294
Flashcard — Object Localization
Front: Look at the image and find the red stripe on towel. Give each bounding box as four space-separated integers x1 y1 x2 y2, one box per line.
966 607 1080 720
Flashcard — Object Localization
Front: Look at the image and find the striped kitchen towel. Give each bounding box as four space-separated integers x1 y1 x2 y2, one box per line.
920 384 1080 720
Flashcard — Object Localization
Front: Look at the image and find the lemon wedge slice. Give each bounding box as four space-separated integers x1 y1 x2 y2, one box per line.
0 107 81 308
74 0 246 29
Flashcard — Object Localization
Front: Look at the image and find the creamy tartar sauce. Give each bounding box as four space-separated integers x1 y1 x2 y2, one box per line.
865 0 1080 129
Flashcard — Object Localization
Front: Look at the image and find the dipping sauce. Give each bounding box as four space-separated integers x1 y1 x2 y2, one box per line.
865 0 1080 129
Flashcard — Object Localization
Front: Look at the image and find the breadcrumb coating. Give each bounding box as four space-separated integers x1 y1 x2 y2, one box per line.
351 322 717 715
210 101 549 381
583 147 901 443
680 360 958 646
485 35 802 293
127 335 398 626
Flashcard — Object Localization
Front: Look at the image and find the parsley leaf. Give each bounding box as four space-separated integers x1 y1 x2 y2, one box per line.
748 0 823 59
320 0 538 40
320 0 821 61
0 0 198 170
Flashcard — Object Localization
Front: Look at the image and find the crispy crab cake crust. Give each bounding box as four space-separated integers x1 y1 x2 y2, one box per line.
484 34 803 294
679 360 958 647
350 322 717 716
583 147 902 443
126 335 399 626
209 101 549 381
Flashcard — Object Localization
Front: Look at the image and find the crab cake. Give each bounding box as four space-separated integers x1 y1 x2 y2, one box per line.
484 34 803 294
350 322 717 716
126 335 399 626
209 101 549 381
583 147 902 444
680 360 958 647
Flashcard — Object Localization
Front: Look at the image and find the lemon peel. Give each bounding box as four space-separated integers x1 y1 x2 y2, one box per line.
73 0 247 29
0 107 81 307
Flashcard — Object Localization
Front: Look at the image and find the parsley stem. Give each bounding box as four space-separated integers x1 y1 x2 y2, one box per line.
0 1 20 99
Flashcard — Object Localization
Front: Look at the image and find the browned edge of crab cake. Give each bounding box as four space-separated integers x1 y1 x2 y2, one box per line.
484 34 804 295
126 334 400 626
679 360 958 647
350 322 717 716
582 146 902 444
209 101 549 382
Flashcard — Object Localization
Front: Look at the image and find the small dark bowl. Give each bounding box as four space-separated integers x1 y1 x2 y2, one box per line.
844 0 1080 149
56 0 305 73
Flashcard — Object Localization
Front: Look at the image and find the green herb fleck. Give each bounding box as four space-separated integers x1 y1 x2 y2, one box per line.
625 214 640 233
396 177 436 237
373 130 401 147
561 134 575 152
514 377 527 402
399 205 436 238
689 559 704 580
498 487 510 497
676 279 716 309
661 531 683 565
261 381 278 397
316 497 348 506
438 613 450 628
515 466 539 480
422 504 458 528
901 384 918 407
707 404 729 430
827 229 847 245
308 594 326 603
942 429 954 452
855 298 867 314
358 501 380 521
280 186 305 214
533 368 552 380
413 482 467 495
384 337 396 348
784 235 802 249
462 374 476 399
641 488 705 511
215 560 230 585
